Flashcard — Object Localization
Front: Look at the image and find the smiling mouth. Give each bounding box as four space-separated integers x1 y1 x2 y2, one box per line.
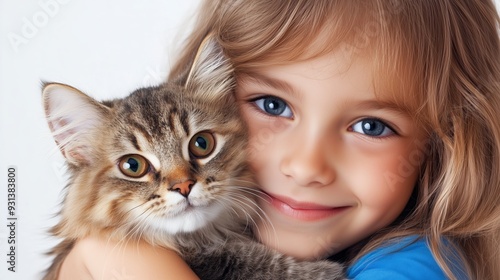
262 192 350 221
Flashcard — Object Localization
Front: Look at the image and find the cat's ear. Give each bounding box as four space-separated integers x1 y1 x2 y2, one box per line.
42 82 110 166
184 35 235 101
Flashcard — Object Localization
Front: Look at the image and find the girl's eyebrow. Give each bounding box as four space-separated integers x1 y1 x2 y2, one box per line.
238 72 302 99
354 99 411 117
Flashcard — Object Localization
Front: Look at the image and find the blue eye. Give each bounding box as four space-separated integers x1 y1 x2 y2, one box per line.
351 118 394 137
254 96 293 118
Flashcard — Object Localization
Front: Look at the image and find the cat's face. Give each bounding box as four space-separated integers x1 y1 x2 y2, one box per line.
43 37 250 239
98 85 247 234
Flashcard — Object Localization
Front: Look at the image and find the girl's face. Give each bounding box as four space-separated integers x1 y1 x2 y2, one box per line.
235 50 428 260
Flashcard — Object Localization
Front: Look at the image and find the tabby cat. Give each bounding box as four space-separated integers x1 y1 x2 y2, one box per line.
42 37 346 280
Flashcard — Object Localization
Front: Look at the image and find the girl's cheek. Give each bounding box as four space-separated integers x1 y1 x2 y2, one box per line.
354 147 420 218
239 103 287 165
248 121 286 158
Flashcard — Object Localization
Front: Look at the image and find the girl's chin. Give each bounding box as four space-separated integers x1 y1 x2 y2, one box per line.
254 220 343 260
261 235 339 260
254 198 352 259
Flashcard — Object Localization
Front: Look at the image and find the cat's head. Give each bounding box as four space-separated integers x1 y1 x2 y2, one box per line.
43 37 251 241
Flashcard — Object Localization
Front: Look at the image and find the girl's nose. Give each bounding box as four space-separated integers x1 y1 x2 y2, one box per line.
279 131 336 187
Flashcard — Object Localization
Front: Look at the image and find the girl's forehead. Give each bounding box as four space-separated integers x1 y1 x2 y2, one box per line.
238 47 419 119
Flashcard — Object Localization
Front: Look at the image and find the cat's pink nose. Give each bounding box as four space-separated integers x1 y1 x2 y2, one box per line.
171 180 195 197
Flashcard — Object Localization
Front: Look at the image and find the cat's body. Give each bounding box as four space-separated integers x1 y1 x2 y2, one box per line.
42 37 345 280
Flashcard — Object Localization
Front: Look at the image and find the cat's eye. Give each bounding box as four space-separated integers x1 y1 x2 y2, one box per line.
189 131 216 158
118 154 150 178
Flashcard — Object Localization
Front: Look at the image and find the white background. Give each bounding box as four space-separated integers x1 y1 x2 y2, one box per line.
0 1 199 279
1 1 500 279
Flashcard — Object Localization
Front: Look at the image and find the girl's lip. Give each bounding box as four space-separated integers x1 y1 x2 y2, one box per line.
263 192 349 221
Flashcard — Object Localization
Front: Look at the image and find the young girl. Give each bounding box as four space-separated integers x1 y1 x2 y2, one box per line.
59 0 500 279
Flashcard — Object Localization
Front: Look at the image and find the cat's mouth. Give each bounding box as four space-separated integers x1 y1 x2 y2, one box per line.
151 199 224 234
182 203 196 212
165 197 214 217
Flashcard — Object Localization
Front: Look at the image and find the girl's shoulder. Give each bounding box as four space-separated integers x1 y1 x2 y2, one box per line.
347 235 468 280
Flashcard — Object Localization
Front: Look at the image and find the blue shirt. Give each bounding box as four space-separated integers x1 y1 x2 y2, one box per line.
346 236 468 279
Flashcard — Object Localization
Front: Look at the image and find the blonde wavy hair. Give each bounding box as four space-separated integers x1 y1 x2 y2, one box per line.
169 1 500 279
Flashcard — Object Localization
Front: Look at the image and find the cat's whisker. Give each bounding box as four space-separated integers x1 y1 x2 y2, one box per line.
101 230 142 279
219 190 274 240
122 200 149 217
223 198 259 231
136 210 160 245
214 198 241 220
216 181 268 199
103 201 153 242
225 189 278 246
117 211 150 241
120 206 155 245
225 187 271 219
151 209 170 247
217 178 260 188
129 216 147 243
231 187 269 201
224 179 258 187
227 186 278 245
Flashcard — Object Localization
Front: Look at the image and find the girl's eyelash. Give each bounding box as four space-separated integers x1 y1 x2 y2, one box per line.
349 117 399 138
248 95 294 118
